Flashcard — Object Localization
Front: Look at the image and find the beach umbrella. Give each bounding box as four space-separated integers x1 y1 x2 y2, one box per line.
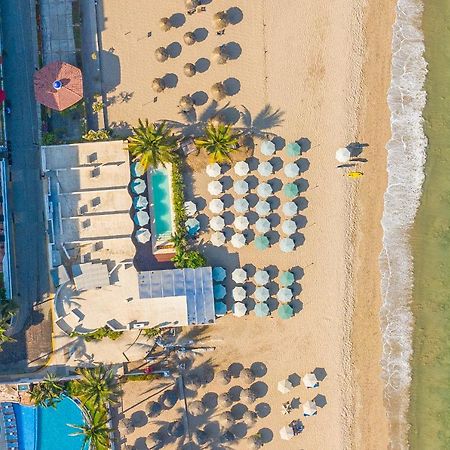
284 162 300 178
241 368 255 384
254 286 270 302
336 147 351 163
243 410 257 426
232 286 246 302
219 411 235 428
260 140 276 156
162 390 178 408
254 269 270 286
277 287 293 303
206 162 221 177
278 304 294 320
303 373 319 388
146 400 162 418
186 217 200 235
234 198 249 213
255 218 271 234
282 219 297 236
183 31 196 45
184 62 197 77
131 161 145 177
184 200 197 216
280 238 295 253
217 369 231 385
257 161 273 177
211 231 226 247
254 302 270 317
212 45 229 64
185 0 200 9
283 202 298 217
280 271 295 287
214 301 227 316
208 180 223 196
283 182 299 199
168 420 184 438
146 432 163 447
278 379 293 394
213 284 226 300
257 182 273 198
231 233 246 248
211 82 227 101
155 46 168 62
247 435 263 449
134 210 150 226
212 266 227 282
254 235 270 250
210 216 225 231
234 215 249 231
193 429 208 446
234 161 250 176
220 431 236 444
209 198 224 214
190 400 206 416
160 17 172 31
233 180 249 195
133 195 148 210
135 228 151 244
152 77 166 93
233 302 247 317
285 142 301 157
213 11 229 30
218 392 233 407
179 95 194 113
232 268 247 283
240 388 256 404
130 178 146 194
280 425 295 441
303 400 318 416
255 200 271 217
119 418 135 435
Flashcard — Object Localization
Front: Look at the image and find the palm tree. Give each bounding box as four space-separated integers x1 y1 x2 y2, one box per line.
69 411 111 450
127 119 179 171
170 231 187 249
0 299 18 320
74 366 120 406
0 319 14 346
30 374 64 408
195 122 240 163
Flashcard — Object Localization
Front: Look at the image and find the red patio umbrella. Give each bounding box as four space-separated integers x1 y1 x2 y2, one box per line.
0 90 6 104
33 61 83 111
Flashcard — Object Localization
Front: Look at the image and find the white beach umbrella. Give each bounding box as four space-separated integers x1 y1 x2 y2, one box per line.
277 379 293 394
255 200 271 217
280 426 295 441
135 228 151 244
184 200 197 216
133 195 148 210
210 216 225 231
233 179 249 195
303 400 317 416
211 231 226 246
257 161 273 177
336 147 351 163
232 286 246 302
277 287 293 303
208 180 223 196
260 140 276 156
234 161 250 176
256 182 273 199
255 218 271 234
303 373 319 388
186 217 200 234
234 215 249 231
130 178 146 195
234 198 249 213
232 268 247 284
231 233 246 248
254 270 270 286
206 163 221 177
283 202 297 217
134 210 150 226
254 286 270 302
280 237 295 253
209 198 224 214
282 219 297 236
284 162 300 178
233 302 247 317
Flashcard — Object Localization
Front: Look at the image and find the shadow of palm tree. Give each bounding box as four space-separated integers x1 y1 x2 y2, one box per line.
237 104 285 138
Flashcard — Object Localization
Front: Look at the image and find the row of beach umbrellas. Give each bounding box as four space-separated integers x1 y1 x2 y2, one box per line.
214 300 293 319
207 160 300 180
214 266 296 287
207 180 299 200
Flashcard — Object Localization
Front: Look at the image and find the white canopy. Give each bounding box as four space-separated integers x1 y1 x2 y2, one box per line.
233 302 247 317
234 198 249 213
283 202 297 217
279 426 294 441
234 215 249 231
134 195 149 210
130 178 146 195
209 198 224 214
303 400 317 416
277 287 293 303
135 228 151 244
255 218 271 233
234 161 250 176
232 268 247 284
284 162 300 178
257 161 273 177
303 373 319 388
208 180 223 196
277 379 293 394
206 163 221 177
232 286 246 302
280 237 295 253
231 233 246 248
184 200 197 216
260 140 276 156
336 147 351 163
210 216 225 231
233 180 249 195
254 270 270 286
211 231 226 246
281 219 297 236
255 200 271 217
134 210 150 226
256 182 273 198
254 286 270 302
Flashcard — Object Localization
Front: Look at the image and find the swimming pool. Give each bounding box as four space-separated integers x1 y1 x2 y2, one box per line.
150 167 174 239
11 397 85 450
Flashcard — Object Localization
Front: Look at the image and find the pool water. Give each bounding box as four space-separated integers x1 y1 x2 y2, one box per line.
12 397 85 450
151 167 173 239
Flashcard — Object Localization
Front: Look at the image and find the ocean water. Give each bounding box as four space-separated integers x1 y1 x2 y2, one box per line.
379 0 427 448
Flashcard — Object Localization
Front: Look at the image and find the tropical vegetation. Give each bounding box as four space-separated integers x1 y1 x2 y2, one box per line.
0 290 17 349
82 129 110 142
173 249 207 269
30 374 64 408
195 122 240 162
70 326 123 342
69 411 112 450
127 119 179 171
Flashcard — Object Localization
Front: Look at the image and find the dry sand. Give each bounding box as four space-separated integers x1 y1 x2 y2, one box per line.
98 0 395 448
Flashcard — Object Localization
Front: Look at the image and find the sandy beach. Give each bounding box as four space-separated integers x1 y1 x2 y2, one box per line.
98 0 396 448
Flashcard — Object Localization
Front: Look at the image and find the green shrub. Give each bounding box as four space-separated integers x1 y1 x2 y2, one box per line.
121 374 158 383
171 159 187 235
92 101 104 113
82 129 110 142
42 132 58 145
143 327 161 339
70 326 123 342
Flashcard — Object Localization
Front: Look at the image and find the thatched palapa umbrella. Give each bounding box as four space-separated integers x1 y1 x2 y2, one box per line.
190 399 206 416
219 411 235 428
214 11 229 31
193 429 208 446
152 78 165 93
160 17 172 31
248 434 263 449
217 369 231 385
218 392 233 407
146 400 162 417
155 47 169 62
243 410 258 426
185 0 200 10
184 63 196 77
162 390 178 408
183 31 196 45
168 420 185 438
241 368 255 384
119 418 134 435
179 95 194 112
211 82 227 101
212 46 229 64
241 388 256 404
146 432 164 447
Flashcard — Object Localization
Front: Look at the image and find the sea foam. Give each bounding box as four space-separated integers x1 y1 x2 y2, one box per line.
380 0 427 448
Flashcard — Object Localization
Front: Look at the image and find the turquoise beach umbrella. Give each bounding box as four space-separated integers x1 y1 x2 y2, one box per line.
280 271 295 287
285 142 301 157
214 301 227 316
254 235 270 250
212 267 227 282
254 302 270 317
213 284 226 300
278 304 293 320
283 183 299 199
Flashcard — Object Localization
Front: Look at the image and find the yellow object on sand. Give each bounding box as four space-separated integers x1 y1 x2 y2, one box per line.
347 171 364 178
